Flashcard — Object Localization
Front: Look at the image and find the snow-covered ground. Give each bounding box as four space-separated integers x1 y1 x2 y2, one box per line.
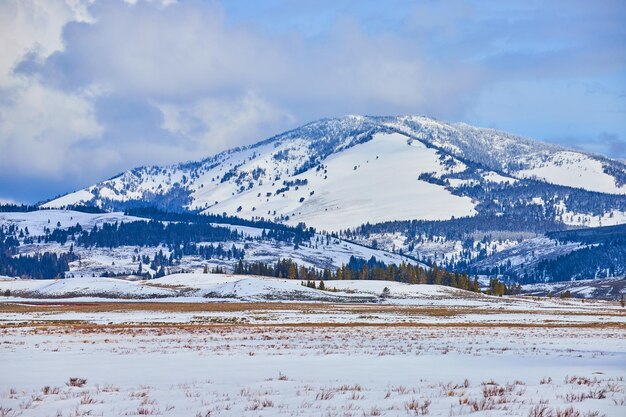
0 295 624 417
523 277 626 300
1 271 624 417
0 274 482 304
0 275 175 299
0 210 143 236
2 274 625 327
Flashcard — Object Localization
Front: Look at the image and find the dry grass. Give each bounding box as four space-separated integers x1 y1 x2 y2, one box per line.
0 301 466 316
1 301 625 333
66 378 87 388
2 320 625 332
1 300 624 317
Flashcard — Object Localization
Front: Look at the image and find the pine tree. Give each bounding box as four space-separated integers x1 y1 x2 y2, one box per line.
235 259 244 274
288 263 297 280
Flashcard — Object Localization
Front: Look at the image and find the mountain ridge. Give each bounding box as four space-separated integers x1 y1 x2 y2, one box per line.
43 115 626 231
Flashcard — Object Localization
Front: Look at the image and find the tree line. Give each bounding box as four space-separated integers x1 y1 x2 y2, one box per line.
229 255 517 295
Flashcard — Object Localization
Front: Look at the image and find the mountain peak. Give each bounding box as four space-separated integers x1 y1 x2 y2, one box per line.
43 115 626 231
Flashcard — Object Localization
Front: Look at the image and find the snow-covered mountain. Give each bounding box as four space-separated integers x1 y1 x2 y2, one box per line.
43 115 626 231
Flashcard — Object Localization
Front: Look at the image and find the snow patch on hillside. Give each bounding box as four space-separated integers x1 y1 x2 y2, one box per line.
518 151 626 194
42 189 94 208
560 208 626 228
200 133 477 230
0 210 143 235
0 276 175 298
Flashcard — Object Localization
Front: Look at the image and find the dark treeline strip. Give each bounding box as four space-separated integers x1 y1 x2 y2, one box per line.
0 204 40 212
231 255 514 296
145 244 244 274
477 227 626 283
1 223 76 278
0 251 76 279
0 203 103 213
65 205 108 214
1 226 20 256
349 212 562 243
75 220 239 248
547 224 626 244
124 207 315 243
44 219 306 248
100 243 245 279
424 168 626 225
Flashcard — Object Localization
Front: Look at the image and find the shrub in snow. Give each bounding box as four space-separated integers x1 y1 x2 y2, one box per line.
66 377 87 388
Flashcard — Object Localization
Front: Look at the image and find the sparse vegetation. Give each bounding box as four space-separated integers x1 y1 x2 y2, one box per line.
66 378 87 388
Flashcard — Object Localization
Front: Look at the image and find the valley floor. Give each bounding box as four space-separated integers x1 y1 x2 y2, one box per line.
0 300 625 417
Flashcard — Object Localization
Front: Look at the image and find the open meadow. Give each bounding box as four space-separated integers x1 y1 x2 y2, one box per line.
1 290 625 417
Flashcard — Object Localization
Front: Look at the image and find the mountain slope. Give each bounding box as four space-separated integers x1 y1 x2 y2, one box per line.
43 115 626 231
388 116 626 194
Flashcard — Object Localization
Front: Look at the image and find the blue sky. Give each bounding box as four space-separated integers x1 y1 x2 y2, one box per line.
0 0 625 203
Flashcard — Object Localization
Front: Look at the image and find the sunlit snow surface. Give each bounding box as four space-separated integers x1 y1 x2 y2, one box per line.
0 210 143 236
204 133 477 230
0 284 624 417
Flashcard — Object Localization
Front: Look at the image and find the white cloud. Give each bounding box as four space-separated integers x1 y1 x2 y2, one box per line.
43 1 484 114
0 79 103 179
0 0 103 180
158 91 295 154
0 0 624 202
0 0 93 83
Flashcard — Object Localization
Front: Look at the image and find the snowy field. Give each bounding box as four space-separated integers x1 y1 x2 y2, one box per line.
0 283 625 417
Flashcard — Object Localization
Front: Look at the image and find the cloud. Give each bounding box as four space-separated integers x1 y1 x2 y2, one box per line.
0 80 102 177
0 0 625 203
34 0 484 113
603 133 626 159
157 92 295 153
0 0 103 202
543 132 626 161
0 0 88 85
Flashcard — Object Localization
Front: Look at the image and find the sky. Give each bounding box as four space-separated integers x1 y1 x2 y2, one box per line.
0 0 625 204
